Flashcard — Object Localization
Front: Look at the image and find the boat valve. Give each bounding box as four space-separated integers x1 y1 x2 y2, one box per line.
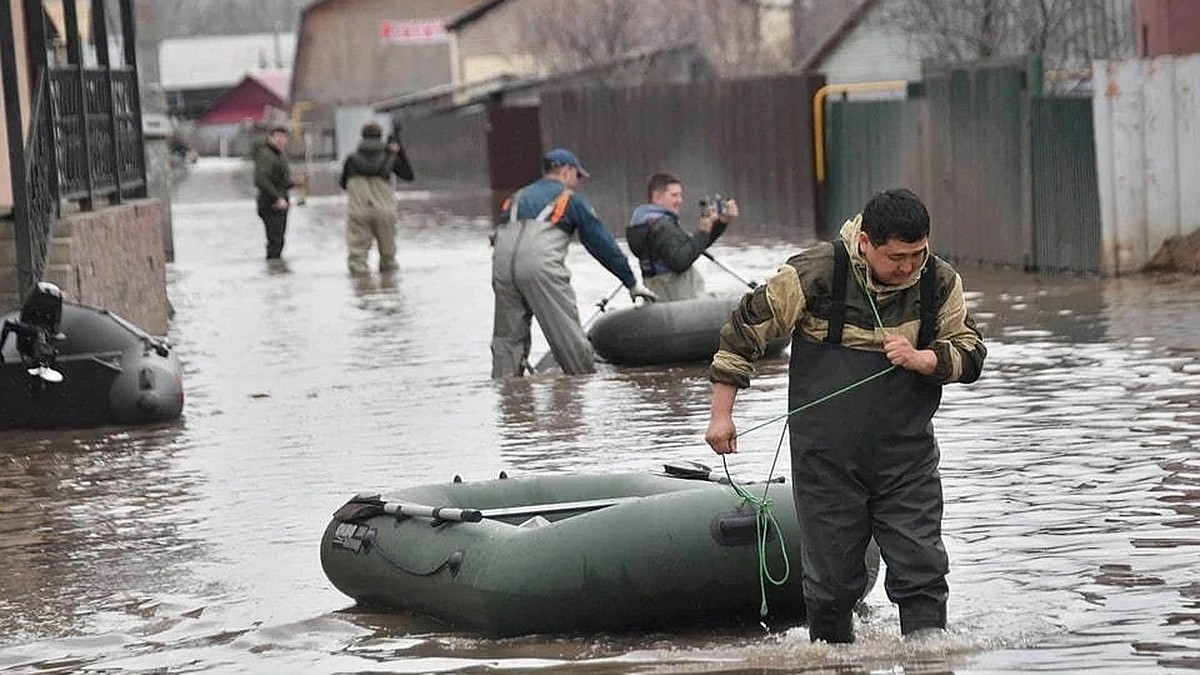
447 550 464 577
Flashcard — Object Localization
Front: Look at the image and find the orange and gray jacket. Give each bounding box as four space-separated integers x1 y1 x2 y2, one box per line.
710 215 986 389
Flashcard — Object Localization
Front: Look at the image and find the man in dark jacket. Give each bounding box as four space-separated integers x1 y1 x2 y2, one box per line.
339 121 415 274
253 124 295 260
626 173 739 301
491 148 656 378
706 189 987 643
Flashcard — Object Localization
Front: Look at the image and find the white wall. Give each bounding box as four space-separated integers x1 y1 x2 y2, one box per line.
815 0 923 86
333 107 393 163
1093 53 1200 275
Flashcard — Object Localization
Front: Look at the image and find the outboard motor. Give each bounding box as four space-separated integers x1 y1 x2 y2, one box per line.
0 282 66 382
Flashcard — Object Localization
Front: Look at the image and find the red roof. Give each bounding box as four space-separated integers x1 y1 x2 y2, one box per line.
198 70 291 125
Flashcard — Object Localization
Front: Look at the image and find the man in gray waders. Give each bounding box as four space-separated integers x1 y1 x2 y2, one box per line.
705 189 986 642
491 148 657 378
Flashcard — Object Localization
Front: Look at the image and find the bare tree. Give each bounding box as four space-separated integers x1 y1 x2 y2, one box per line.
875 0 1134 70
518 0 786 77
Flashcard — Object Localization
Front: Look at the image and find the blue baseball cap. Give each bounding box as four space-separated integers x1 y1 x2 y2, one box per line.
543 148 590 178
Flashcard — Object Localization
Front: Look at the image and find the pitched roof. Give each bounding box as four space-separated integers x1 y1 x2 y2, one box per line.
799 0 879 71
445 0 507 31
444 0 788 32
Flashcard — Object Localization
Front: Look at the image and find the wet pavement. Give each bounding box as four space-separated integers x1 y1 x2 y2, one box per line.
1 157 1198 673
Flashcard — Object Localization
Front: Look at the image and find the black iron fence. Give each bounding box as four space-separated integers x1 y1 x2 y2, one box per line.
13 71 57 296
10 66 147 297
48 67 146 204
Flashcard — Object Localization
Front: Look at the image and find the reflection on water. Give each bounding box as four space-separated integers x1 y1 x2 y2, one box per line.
0 158 1198 673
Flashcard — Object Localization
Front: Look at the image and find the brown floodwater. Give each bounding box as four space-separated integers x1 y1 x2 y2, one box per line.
0 158 1197 673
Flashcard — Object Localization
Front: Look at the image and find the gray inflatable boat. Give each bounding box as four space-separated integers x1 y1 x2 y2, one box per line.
587 294 787 367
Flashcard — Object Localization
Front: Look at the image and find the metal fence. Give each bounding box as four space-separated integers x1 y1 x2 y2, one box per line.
825 100 928 235
49 67 146 204
1030 97 1102 275
13 71 58 296
541 74 825 238
823 58 1104 275
8 65 148 297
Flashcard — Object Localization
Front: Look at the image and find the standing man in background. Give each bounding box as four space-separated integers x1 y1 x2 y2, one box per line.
340 120 415 275
253 123 296 260
491 148 657 378
626 173 738 301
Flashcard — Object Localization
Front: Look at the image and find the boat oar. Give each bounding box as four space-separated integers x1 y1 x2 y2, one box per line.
661 460 784 485
529 282 624 374
702 251 759 289
383 501 483 523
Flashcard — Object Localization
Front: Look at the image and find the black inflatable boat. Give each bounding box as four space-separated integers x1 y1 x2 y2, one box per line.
0 283 183 430
587 294 787 367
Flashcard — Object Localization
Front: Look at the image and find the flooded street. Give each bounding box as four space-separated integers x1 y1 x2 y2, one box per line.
1 158 1198 673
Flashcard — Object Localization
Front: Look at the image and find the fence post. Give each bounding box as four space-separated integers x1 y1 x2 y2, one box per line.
0 0 34 297
119 0 147 199
62 0 93 210
91 0 121 205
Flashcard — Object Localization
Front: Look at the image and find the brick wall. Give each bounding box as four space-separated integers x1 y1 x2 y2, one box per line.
43 199 171 335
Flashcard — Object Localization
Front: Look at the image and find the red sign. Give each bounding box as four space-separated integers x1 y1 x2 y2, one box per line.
379 19 448 44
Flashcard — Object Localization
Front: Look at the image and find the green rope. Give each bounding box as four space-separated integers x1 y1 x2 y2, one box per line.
718 242 898 623
721 434 790 619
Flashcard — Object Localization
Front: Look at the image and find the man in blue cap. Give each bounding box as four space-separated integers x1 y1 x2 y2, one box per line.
491 148 657 377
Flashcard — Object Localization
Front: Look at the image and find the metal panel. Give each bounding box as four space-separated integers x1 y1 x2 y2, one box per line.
1091 54 1200 275
398 109 490 191
540 74 824 239
925 62 1028 268
1030 97 1103 275
825 99 927 235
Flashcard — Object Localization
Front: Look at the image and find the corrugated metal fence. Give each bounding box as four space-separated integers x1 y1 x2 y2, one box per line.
538 75 824 236
825 59 1103 274
398 62 1108 275
1031 97 1102 275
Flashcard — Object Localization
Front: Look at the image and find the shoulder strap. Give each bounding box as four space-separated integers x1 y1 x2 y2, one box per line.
549 189 571 224
536 189 571 225
508 190 522 223
916 254 938 349
826 241 848 345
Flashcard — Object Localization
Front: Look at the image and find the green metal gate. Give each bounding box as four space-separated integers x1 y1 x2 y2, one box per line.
1030 97 1102 275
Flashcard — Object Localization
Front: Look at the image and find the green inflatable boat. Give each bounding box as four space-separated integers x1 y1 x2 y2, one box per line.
320 468 881 636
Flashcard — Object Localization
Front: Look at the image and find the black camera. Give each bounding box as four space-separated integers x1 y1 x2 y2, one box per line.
699 193 729 217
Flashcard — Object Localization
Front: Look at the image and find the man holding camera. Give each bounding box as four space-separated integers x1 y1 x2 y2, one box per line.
626 172 739 302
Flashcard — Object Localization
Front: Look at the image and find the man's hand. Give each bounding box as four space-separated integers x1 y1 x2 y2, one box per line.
884 333 937 375
273 197 289 212
629 282 657 304
706 382 739 454
705 415 738 454
718 198 740 223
